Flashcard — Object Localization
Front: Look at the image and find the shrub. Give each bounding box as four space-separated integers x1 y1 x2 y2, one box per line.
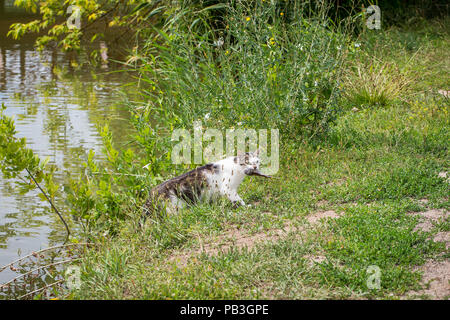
133 0 350 140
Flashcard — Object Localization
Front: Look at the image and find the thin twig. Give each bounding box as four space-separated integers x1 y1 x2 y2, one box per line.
0 258 80 289
90 171 147 177
25 168 70 243
18 279 64 300
0 243 91 273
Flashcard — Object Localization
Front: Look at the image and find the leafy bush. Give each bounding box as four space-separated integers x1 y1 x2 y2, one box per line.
64 107 177 234
0 103 171 236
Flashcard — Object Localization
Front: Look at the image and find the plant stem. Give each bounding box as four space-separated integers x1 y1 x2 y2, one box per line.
25 168 70 243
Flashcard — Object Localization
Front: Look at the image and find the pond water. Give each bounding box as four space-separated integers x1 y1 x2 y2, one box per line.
0 3 134 285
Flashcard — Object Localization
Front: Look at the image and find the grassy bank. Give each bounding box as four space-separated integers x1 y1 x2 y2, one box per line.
65 13 449 299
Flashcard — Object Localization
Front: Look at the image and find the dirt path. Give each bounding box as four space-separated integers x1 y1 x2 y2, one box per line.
169 210 340 266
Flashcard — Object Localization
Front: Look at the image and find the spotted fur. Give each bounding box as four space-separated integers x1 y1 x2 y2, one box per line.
143 151 262 215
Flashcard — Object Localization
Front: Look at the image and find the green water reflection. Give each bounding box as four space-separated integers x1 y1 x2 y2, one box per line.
0 2 136 285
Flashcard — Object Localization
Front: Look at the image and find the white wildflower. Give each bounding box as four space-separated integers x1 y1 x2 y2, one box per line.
214 37 224 47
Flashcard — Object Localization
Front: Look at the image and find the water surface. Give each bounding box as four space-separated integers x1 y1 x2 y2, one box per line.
0 3 134 285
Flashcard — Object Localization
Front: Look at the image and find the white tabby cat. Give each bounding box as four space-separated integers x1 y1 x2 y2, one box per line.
144 150 270 215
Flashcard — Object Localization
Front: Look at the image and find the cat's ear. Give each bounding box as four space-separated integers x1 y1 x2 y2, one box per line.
237 151 247 164
254 148 261 156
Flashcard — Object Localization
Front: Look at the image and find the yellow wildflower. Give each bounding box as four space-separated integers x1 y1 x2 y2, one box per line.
245 16 251 21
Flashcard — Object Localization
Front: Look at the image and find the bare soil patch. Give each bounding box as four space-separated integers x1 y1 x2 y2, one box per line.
410 209 449 232
306 210 340 224
407 260 450 300
405 208 450 299
169 210 339 267
433 232 450 250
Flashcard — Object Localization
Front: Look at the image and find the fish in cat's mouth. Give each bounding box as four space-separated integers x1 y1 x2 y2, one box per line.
244 168 272 178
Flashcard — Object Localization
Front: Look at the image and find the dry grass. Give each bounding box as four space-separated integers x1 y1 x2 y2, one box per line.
343 58 413 108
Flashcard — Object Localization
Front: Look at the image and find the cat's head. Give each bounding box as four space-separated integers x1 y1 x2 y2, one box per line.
236 150 269 178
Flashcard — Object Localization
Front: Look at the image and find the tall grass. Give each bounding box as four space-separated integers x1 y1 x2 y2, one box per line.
132 0 353 141
342 59 413 108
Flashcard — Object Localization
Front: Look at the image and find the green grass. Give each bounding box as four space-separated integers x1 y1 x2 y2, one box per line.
314 203 443 296
64 15 450 300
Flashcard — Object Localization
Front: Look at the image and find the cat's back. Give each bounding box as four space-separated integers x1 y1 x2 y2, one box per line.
149 163 218 198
